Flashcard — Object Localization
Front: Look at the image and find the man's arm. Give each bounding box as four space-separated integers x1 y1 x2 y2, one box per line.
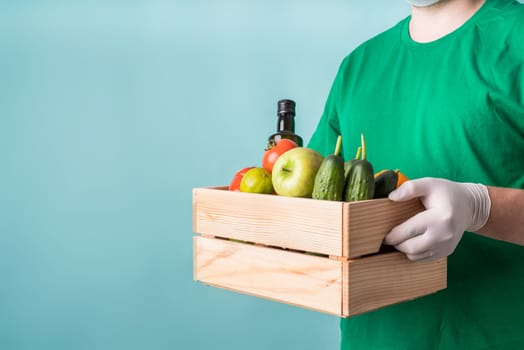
477 187 524 245
383 178 523 261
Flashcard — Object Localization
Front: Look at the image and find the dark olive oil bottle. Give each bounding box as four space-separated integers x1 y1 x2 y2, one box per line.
267 99 304 149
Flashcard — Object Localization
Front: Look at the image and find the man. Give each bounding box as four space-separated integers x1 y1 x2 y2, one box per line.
308 0 524 348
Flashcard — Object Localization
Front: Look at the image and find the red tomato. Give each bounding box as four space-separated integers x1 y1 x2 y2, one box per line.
228 166 256 191
262 139 298 173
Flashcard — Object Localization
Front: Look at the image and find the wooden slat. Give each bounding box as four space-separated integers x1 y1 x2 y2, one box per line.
342 252 447 317
343 198 424 258
193 187 344 256
194 236 343 316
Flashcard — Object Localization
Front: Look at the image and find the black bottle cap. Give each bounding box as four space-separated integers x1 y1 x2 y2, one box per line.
278 99 296 115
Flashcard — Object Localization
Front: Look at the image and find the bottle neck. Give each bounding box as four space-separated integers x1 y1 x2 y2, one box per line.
277 113 295 133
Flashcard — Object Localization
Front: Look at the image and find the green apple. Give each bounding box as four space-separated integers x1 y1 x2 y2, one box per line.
272 147 323 197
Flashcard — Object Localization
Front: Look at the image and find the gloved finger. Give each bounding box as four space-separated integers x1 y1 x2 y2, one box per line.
405 250 436 262
383 209 435 246
388 177 435 202
394 233 432 256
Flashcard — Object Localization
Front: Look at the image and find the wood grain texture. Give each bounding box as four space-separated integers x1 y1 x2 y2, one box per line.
194 236 343 316
193 187 345 256
344 198 424 258
342 252 447 317
193 187 447 317
193 187 424 258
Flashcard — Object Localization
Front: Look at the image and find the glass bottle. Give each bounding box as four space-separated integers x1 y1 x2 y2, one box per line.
267 99 304 149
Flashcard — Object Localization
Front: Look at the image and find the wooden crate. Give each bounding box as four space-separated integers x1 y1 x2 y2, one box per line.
193 187 447 317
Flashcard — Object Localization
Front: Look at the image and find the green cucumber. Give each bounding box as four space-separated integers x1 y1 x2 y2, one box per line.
312 136 345 201
344 146 361 179
344 134 375 201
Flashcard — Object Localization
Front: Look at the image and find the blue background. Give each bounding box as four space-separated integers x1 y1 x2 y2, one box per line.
0 1 409 349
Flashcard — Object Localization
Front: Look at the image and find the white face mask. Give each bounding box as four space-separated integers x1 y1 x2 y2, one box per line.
406 0 441 7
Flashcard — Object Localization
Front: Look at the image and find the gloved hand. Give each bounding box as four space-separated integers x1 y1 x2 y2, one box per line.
384 177 491 261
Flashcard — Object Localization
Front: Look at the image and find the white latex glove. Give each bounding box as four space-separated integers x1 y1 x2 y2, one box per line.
384 177 491 261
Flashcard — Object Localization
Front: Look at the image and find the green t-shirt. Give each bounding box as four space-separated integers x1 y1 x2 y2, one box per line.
308 0 524 349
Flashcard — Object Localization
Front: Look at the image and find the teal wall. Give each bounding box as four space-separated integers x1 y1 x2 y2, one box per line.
0 1 408 349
